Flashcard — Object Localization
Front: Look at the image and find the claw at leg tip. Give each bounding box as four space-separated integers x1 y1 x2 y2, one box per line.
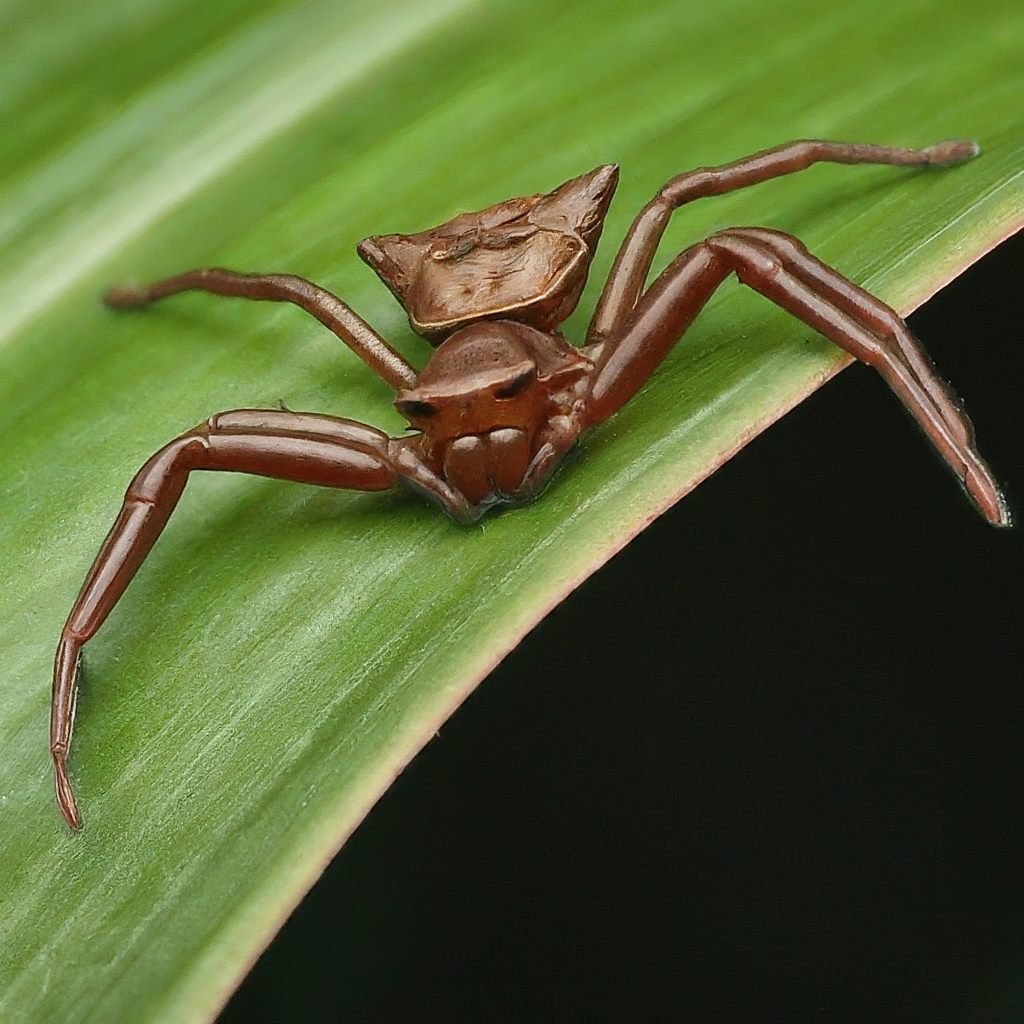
955 139 982 161
53 756 82 831
982 493 1013 529
102 285 147 309
927 139 981 165
965 466 1012 528
992 494 1013 529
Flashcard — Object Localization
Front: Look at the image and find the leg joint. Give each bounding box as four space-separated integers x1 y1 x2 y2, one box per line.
126 434 209 504
706 231 783 280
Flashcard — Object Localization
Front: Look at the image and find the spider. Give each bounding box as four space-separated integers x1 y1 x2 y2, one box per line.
51 138 1009 830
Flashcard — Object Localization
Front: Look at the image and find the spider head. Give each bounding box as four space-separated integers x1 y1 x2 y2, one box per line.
359 164 619 342
394 320 590 506
394 322 549 440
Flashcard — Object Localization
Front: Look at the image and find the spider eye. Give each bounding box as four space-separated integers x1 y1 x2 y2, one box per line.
397 399 437 420
494 368 534 400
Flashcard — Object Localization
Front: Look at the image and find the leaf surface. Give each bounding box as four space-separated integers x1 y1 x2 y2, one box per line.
1 0 1021 1020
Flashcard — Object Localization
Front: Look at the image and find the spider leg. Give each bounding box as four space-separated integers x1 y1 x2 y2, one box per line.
584 231 1008 527
586 138 979 345
104 269 418 391
723 228 973 448
708 231 1007 525
50 410 460 830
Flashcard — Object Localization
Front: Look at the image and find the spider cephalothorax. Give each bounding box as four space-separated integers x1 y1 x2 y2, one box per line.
51 137 1008 830
394 320 592 506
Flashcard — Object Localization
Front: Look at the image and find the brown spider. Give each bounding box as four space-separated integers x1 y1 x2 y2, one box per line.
51 138 1009 830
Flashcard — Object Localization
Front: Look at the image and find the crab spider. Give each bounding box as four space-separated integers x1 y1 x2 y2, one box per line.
51 137 1008 830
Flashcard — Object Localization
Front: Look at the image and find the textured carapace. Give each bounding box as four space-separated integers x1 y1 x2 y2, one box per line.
393 320 592 506
52 137 1008 831
357 164 619 341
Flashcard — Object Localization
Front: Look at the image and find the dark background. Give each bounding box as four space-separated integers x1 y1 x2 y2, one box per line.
222 232 1023 1024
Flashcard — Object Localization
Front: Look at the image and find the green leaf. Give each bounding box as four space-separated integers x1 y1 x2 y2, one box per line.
1 0 1021 1019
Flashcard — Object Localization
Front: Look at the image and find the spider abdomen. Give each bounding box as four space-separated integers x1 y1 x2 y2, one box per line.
358 165 619 341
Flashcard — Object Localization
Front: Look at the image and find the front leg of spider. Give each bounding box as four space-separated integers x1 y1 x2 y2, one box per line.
55 137 1008 830
50 411 466 829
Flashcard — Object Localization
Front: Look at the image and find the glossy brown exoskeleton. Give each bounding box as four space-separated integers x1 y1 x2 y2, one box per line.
52 139 1010 829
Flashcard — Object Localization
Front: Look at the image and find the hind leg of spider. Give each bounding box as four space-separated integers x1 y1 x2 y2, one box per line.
707 230 1008 526
723 228 973 449
103 269 417 390
584 233 1008 526
51 410 436 830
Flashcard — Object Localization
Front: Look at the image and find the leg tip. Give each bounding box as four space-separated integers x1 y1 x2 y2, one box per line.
925 139 981 166
989 494 1013 529
53 755 83 831
965 463 1012 528
102 285 149 309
